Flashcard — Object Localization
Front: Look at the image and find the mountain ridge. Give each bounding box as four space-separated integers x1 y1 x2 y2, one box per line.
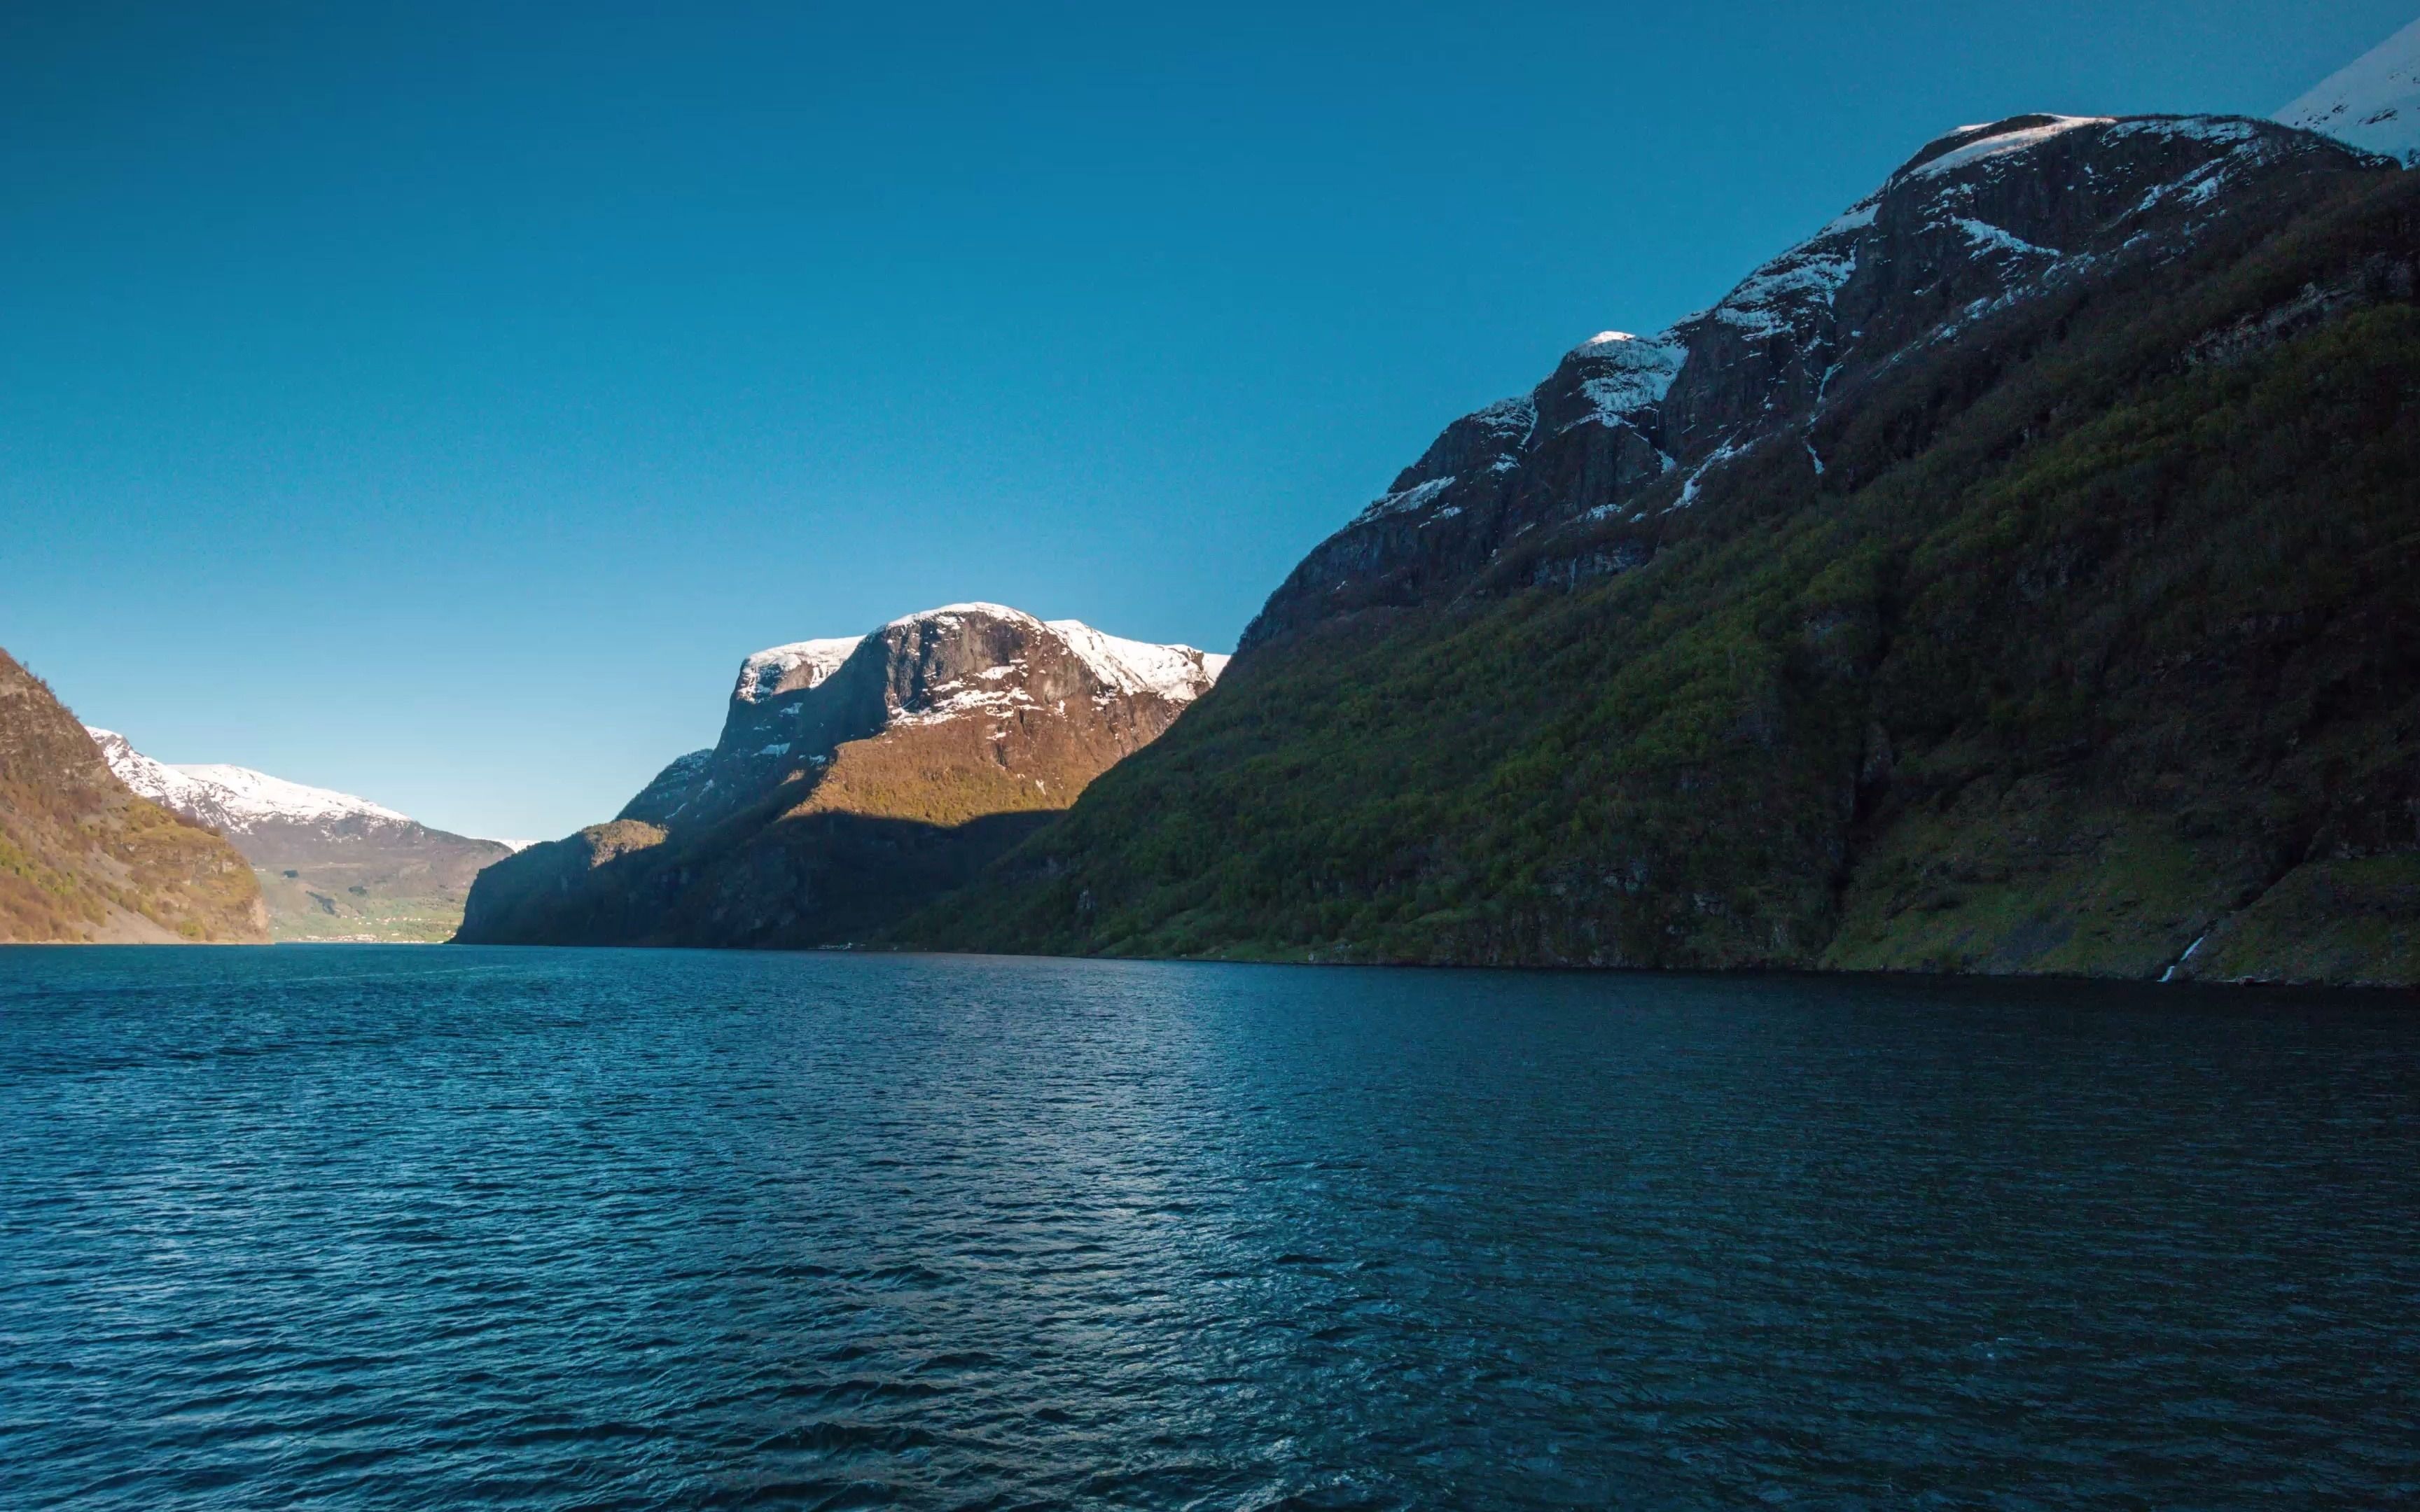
1240 111 2389 654
896 101 2420 986
2279 16 2420 165
92 728 515 941
457 605 1225 947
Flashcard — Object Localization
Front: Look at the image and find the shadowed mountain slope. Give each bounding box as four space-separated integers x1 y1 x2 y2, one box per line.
903 115 2420 986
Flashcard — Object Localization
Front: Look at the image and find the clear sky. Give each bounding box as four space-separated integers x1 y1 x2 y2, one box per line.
5 1 2409 841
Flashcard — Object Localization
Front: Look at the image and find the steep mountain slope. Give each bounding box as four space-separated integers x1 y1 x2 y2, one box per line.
2280 16 2420 165
0 652 267 944
90 731 513 941
906 114 2420 986
457 605 1225 947
1242 113 2384 650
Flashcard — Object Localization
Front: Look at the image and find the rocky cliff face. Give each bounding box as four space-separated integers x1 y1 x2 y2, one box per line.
457 605 1224 946
0 651 267 944
90 729 513 942
619 605 1225 832
1242 114 2389 651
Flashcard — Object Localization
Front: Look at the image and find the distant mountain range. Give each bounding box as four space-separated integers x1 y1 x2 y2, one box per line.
90 729 514 942
457 605 1224 947
0 651 266 944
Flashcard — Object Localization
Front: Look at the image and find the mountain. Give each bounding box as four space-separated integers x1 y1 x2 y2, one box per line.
90 729 513 941
2279 17 2420 165
904 109 2420 986
0 650 267 944
457 604 1225 947
1239 113 2385 649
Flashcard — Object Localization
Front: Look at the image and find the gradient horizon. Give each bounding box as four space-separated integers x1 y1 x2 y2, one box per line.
5 1 2408 840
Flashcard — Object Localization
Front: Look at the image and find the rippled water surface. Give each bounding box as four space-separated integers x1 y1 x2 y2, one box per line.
2 948 2416 1508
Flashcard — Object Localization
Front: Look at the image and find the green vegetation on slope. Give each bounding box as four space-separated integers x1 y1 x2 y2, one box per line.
0 653 268 944
906 175 2420 985
253 869 487 943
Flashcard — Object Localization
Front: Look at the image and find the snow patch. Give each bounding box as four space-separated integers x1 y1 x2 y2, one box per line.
1673 440 1749 510
1711 239 1859 340
1953 217 2059 258
2277 16 2420 164
1045 620 1225 703
1818 197 1881 237
886 602 1040 631
2108 115 2265 148
736 636 862 703
893 682 1043 728
1564 330 1686 430
1902 115 2114 181
1355 474 1458 524
1471 396 1537 433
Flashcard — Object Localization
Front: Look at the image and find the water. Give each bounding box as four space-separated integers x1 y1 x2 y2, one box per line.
1 948 2414 1510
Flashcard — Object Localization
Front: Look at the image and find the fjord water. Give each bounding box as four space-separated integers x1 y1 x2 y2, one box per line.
2 950 2413 1510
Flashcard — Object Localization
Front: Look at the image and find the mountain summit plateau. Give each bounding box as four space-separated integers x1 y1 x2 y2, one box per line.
457 604 1225 947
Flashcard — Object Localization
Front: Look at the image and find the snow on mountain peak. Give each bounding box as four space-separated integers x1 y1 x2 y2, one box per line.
735 636 863 704
885 601 1036 631
1043 620 1227 702
85 727 413 832
2278 16 2420 165
739 607 1226 711
1566 329 1688 428
1899 115 2118 182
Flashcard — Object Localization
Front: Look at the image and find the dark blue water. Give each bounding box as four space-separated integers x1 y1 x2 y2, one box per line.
1 948 2414 1509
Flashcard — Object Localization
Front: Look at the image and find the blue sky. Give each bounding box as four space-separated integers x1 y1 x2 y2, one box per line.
4 1 2408 840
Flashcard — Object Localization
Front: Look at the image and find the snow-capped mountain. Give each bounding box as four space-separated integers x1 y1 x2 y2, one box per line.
2279 17 2420 165
733 636 864 704
910 59 2420 981
728 613 1224 712
619 603 1227 830
1242 111 2388 650
88 728 412 837
0 652 266 944
459 603 1228 947
89 728 513 941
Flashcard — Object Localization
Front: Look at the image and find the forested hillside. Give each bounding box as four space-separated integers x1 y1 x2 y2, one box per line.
908 148 2420 986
